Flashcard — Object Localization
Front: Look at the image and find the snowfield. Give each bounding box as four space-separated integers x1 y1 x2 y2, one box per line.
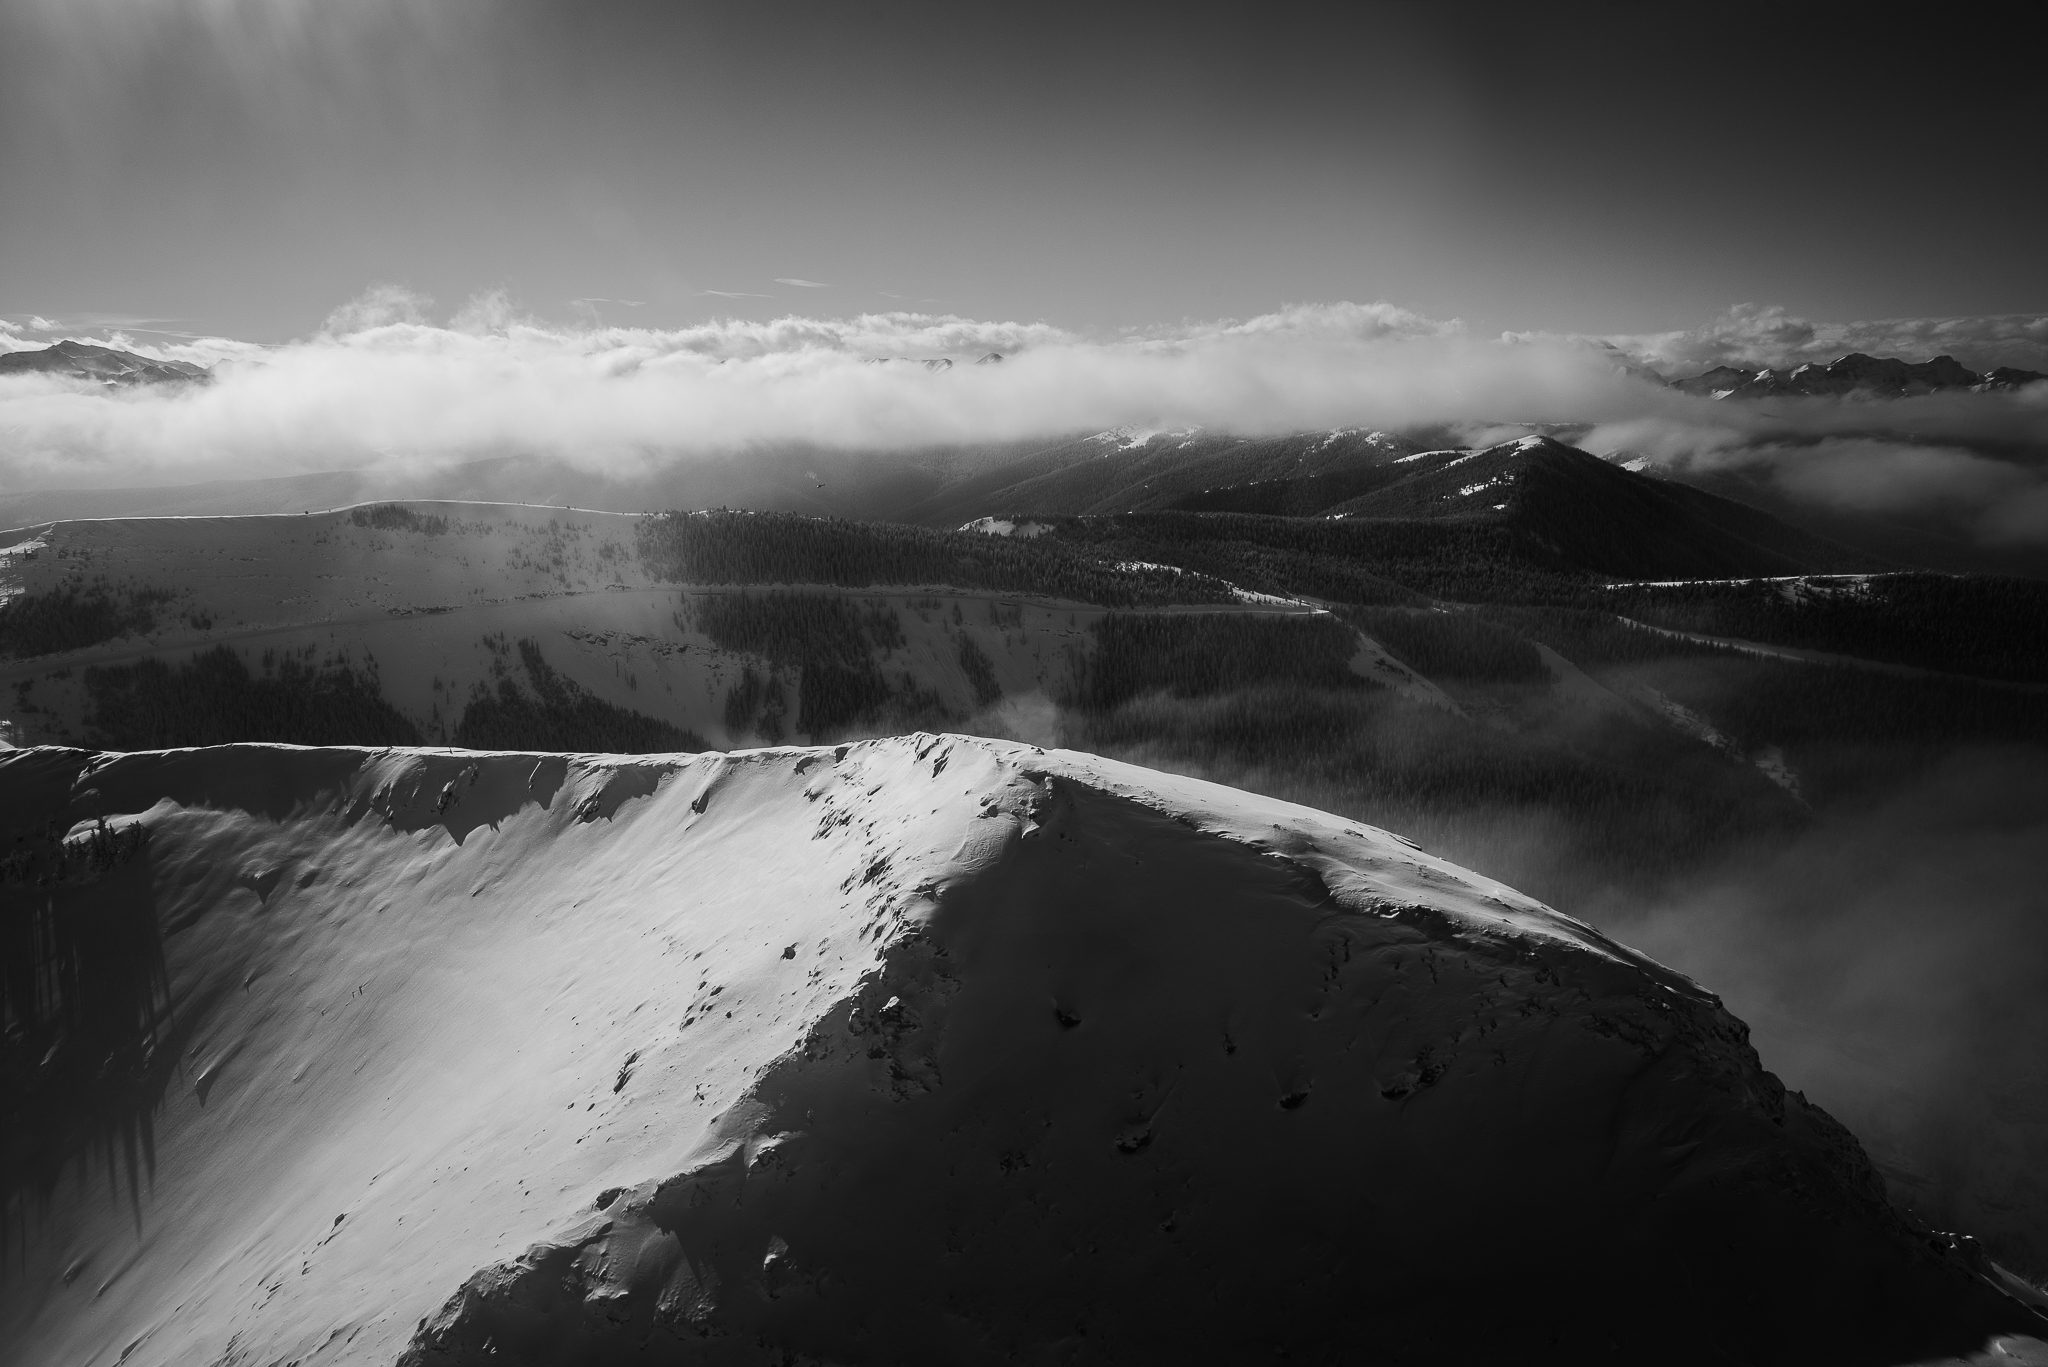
3 736 2043 1365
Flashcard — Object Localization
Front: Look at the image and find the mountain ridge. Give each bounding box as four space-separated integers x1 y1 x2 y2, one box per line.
4 735 2039 1365
1672 352 2047 399
0 340 212 387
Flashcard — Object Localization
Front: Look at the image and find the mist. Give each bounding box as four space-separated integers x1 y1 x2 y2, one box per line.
1611 746 2048 1272
1579 388 2048 546
959 668 2048 1277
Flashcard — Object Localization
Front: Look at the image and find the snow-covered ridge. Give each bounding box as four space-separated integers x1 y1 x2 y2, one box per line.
1085 425 1203 451
3 735 2028 1364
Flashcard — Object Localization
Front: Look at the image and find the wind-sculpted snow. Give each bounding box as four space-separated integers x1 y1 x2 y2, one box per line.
2 737 2040 1365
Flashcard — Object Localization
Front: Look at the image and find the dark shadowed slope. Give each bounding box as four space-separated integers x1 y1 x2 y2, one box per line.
1006 437 1876 605
897 429 1423 526
1318 435 1877 579
2 738 2039 1366
987 437 1876 589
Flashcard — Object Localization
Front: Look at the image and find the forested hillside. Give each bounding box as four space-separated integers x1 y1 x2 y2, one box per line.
635 509 1238 606
1603 574 2048 683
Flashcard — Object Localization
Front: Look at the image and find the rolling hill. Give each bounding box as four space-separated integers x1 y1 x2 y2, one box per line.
0 504 1363 754
991 441 1877 610
894 428 1423 526
1321 435 1878 579
0 340 212 387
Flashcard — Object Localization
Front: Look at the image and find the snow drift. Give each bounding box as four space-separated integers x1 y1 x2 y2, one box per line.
1 736 2039 1365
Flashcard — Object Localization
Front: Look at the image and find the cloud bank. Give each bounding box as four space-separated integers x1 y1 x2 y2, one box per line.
1577 383 2048 546
0 296 1642 492
4 293 2046 547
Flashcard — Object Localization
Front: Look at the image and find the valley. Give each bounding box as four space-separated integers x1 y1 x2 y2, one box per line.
5 430 2048 1361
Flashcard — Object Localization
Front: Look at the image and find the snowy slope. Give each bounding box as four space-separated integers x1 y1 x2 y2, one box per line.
0 505 1346 753
2 736 2041 1365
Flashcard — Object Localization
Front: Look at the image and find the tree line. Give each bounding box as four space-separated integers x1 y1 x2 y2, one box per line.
453 638 707 753
1074 613 1367 709
83 645 421 749
1601 575 2048 683
348 504 450 536
0 581 176 659
635 510 1238 607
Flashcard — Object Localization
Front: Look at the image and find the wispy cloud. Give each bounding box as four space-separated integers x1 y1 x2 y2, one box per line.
320 284 432 335
5 312 196 340
774 278 830 289
701 290 775 300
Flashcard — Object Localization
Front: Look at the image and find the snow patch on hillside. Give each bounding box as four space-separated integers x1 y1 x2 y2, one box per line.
959 517 1055 540
1348 632 1464 714
1085 426 1200 452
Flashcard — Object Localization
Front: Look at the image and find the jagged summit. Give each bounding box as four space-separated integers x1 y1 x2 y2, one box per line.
3 735 2038 1365
1672 351 2046 398
0 339 212 387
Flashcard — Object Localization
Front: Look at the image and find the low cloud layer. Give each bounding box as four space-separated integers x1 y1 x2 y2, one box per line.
4 295 2047 549
0 296 1639 492
1580 387 2048 546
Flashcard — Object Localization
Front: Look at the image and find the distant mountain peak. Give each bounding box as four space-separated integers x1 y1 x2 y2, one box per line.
0 340 212 387
1672 351 2044 399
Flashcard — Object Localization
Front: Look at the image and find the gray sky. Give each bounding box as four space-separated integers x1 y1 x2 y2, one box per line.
3 1 2041 345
